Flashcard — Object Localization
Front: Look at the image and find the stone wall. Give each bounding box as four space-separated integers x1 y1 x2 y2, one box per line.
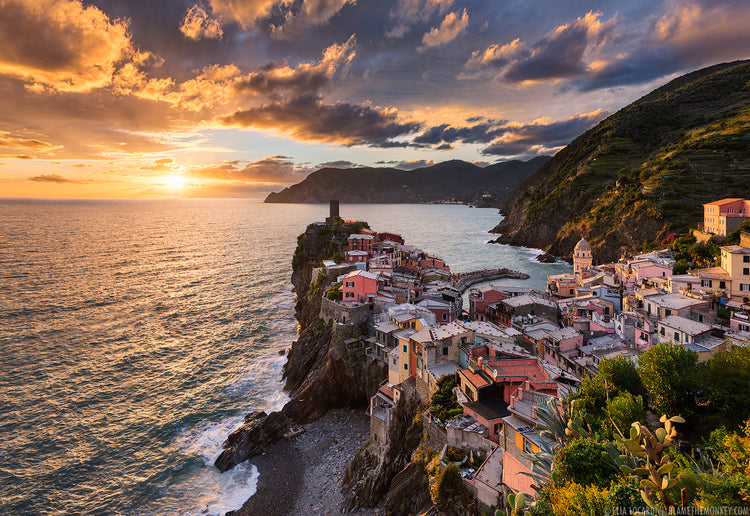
320 296 373 325
422 413 448 455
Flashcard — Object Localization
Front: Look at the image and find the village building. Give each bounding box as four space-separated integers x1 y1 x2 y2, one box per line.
703 198 750 236
348 233 374 253
656 315 726 359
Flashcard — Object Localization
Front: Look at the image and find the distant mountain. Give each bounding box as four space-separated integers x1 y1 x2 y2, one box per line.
493 60 750 263
263 157 550 207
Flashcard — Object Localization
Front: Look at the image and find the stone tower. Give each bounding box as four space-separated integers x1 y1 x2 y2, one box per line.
573 238 592 275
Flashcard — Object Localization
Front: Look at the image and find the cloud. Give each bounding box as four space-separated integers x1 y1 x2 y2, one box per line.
387 0 454 38
481 110 607 156
28 173 92 183
155 158 174 164
420 9 468 50
233 35 355 96
0 0 145 92
411 110 606 156
463 11 617 83
189 155 314 183
11 154 36 160
205 0 354 35
180 4 223 40
318 160 358 168
0 132 63 152
574 0 750 90
389 159 435 170
219 94 420 146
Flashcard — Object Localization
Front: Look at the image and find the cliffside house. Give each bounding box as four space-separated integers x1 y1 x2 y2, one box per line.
703 198 750 237
341 269 381 303
345 250 369 269
348 233 374 253
501 384 562 498
368 384 396 456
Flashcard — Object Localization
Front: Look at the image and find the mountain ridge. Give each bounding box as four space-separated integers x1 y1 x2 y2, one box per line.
264 156 550 206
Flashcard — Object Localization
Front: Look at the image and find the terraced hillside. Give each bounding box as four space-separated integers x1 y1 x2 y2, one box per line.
493 60 750 263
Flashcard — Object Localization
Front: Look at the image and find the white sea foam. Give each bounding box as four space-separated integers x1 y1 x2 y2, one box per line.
167 461 260 516
164 415 261 515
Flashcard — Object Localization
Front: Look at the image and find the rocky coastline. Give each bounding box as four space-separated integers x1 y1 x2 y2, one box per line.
215 221 390 513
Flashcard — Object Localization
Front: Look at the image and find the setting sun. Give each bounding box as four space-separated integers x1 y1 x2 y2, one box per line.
161 175 188 190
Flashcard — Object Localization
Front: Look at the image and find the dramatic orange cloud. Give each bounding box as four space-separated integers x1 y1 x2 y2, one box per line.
0 0 145 93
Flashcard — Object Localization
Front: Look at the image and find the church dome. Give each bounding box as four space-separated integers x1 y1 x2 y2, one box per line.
574 238 591 252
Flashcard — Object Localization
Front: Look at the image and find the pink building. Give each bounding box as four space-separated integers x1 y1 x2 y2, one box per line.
348 233 374 253
345 250 368 268
730 311 750 332
704 198 750 236
341 270 379 303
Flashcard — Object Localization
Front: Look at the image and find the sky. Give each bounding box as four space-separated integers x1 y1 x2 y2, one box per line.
0 0 748 199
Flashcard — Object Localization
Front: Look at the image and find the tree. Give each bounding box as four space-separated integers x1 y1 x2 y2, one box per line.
638 343 699 417
700 347 750 427
552 439 617 488
598 355 646 398
606 391 645 437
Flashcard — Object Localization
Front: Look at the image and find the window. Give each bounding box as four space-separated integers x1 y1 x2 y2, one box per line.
660 327 665 336
741 284 750 292
674 332 680 342
744 256 749 263
442 313 448 321
719 281 726 289
403 344 407 353
345 281 354 287
665 309 672 316
442 346 448 356
744 268 749 276
701 279 713 288
403 363 408 370
345 292 355 298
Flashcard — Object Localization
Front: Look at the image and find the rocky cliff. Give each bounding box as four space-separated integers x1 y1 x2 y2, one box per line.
493 60 750 263
342 394 427 512
214 221 386 470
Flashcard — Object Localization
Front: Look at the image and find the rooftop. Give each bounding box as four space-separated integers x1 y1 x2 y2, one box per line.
658 315 712 335
459 368 491 389
721 245 750 254
464 398 510 421
648 293 708 310
343 269 380 281
704 198 745 206
502 294 557 309
547 326 581 342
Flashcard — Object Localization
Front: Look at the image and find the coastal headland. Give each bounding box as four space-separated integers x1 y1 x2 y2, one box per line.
218 217 531 514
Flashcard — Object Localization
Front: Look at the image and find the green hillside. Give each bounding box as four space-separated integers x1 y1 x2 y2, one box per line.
264 157 549 206
493 60 750 262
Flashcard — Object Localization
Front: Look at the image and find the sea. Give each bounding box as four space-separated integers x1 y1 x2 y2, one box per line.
0 199 571 515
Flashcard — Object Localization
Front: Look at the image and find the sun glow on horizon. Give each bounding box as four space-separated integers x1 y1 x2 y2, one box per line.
161 175 189 190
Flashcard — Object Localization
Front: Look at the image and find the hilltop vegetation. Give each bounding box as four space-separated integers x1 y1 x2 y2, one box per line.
494 60 750 262
264 157 549 207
